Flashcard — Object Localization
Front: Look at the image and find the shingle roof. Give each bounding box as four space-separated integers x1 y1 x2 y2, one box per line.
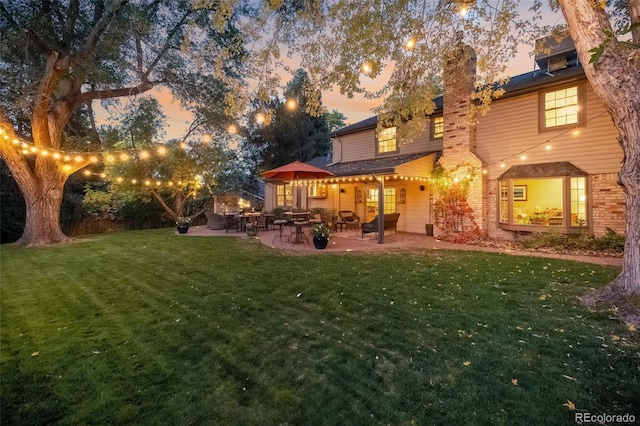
331 63 586 137
499 161 587 179
307 152 440 177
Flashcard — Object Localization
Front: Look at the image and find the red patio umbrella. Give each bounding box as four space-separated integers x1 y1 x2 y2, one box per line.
262 161 334 208
262 161 335 180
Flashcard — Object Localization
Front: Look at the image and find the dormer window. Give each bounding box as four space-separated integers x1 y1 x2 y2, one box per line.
377 126 397 154
540 84 584 131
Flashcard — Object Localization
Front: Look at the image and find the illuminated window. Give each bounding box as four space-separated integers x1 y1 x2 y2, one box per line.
432 116 444 139
307 183 327 198
377 127 397 154
541 85 583 130
499 181 509 223
383 187 397 213
276 184 293 207
570 177 587 226
498 165 588 231
365 187 397 221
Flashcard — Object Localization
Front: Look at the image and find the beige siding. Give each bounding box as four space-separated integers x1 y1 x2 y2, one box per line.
332 128 442 163
400 184 431 233
395 154 437 177
478 82 622 179
333 130 376 162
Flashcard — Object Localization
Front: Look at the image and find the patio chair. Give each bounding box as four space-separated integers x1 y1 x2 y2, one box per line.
339 210 360 232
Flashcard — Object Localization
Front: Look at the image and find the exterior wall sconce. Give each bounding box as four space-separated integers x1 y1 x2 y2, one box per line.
340 188 346 193
419 185 425 191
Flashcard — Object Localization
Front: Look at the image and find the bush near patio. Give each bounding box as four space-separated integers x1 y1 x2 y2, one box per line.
1 230 638 425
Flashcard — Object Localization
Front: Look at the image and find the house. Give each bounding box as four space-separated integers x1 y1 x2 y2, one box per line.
263 36 625 239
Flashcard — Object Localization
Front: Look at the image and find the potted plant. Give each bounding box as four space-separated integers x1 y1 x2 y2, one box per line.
310 222 331 249
245 221 258 237
176 216 191 234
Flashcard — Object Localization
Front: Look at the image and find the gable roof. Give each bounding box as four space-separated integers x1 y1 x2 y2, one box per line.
331 63 586 138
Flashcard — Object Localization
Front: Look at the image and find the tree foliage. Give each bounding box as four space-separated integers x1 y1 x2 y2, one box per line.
0 0 246 245
243 69 331 172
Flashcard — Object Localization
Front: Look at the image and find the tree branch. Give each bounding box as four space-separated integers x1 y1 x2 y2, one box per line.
76 81 157 104
0 2 54 55
65 0 129 70
141 11 192 82
150 189 178 219
62 0 80 51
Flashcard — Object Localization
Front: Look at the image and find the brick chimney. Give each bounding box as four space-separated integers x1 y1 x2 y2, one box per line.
443 40 477 156
437 40 487 235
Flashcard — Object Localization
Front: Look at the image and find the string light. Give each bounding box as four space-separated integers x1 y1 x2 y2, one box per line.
484 111 608 172
405 37 416 50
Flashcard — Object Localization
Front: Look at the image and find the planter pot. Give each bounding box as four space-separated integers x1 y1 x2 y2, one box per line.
246 229 258 237
313 236 329 249
177 224 189 234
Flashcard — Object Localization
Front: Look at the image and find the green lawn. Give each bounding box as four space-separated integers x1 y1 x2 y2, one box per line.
1 229 638 425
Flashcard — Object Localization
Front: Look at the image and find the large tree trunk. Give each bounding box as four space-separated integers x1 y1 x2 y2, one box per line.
558 0 640 297
17 167 70 246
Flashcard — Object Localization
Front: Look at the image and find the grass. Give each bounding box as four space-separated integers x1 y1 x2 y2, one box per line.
1 229 638 425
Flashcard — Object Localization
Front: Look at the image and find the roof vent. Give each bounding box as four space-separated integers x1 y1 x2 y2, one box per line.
534 35 578 74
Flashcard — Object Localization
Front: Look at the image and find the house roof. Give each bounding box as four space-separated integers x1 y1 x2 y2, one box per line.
499 161 587 179
308 152 441 177
331 63 586 138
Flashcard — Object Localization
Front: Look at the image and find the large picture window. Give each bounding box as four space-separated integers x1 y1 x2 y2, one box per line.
377 127 397 154
498 162 588 232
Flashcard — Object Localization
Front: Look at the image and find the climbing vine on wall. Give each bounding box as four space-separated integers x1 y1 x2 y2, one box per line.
431 163 479 243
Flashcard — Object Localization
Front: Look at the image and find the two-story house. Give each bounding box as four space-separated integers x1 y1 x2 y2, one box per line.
263 36 625 239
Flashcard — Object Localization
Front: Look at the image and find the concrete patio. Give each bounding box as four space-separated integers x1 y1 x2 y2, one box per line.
179 225 623 267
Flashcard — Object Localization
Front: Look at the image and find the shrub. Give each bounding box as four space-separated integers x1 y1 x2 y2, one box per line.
521 229 624 253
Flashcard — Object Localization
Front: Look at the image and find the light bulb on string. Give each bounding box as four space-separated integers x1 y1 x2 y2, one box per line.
227 124 238 134
139 150 150 160
405 37 416 50
286 99 297 110
202 133 211 144
157 146 167 155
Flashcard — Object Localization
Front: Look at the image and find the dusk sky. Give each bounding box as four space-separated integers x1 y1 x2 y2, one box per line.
98 5 565 143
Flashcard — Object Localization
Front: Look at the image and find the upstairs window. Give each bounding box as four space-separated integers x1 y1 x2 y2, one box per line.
432 116 444 139
377 126 397 154
541 85 584 131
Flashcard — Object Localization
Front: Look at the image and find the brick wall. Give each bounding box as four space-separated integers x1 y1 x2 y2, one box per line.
438 42 487 235
591 173 625 236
